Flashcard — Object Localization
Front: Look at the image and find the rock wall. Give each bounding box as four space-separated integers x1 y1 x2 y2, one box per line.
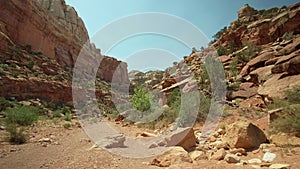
215 3 300 48
0 0 129 83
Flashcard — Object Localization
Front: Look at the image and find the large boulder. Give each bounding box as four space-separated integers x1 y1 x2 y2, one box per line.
222 121 267 149
258 73 300 98
151 146 192 167
272 52 300 75
165 127 197 150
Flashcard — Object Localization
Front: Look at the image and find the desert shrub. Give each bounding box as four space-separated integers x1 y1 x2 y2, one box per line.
232 20 247 31
285 85 300 104
212 26 227 41
130 86 151 112
259 7 279 18
25 59 34 70
4 106 39 126
166 88 181 107
63 112 72 121
0 67 5 76
197 92 211 121
5 124 27 144
229 60 239 77
282 32 294 41
0 97 14 112
270 104 300 134
269 86 300 134
229 41 235 54
63 122 71 129
52 109 62 118
217 45 228 56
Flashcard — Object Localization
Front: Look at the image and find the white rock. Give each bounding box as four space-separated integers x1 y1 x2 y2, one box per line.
262 152 276 162
248 158 262 164
269 164 291 169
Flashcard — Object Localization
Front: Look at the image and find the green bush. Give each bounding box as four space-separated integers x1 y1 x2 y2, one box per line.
25 59 34 70
0 97 13 112
270 104 300 134
63 112 72 121
5 124 27 144
4 106 39 126
282 32 294 41
232 20 247 31
217 45 228 56
63 122 71 129
52 109 63 118
166 88 181 107
212 26 227 41
285 86 300 104
130 86 151 112
197 92 211 121
269 86 300 134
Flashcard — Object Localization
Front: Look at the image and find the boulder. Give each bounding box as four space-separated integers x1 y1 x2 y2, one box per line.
258 73 300 98
272 53 300 75
240 52 274 77
227 82 258 100
222 121 267 149
151 146 192 167
165 127 197 150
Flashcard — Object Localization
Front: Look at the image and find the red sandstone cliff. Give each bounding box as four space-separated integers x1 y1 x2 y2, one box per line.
0 0 129 83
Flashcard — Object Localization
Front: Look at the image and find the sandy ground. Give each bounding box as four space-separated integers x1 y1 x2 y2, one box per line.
0 119 299 169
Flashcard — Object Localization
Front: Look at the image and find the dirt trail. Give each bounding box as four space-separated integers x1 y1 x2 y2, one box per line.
1 120 299 169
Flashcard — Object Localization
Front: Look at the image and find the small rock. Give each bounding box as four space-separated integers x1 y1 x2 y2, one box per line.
217 128 225 135
262 152 276 163
248 158 262 164
229 148 246 155
209 135 217 142
224 154 240 164
269 164 290 169
260 162 272 167
209 141 229 149
210 148 226 161
80 138 91 142
189 150 207 161
38 138 52 143
0 125 5 130
251 165 261 169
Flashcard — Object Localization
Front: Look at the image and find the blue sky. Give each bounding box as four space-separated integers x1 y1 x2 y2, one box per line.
65 0 299 71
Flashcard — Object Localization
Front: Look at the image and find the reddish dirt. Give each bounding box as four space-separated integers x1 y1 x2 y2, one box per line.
0 118 299 169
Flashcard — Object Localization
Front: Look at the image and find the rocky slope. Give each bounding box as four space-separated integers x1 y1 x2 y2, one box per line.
0 0 129 103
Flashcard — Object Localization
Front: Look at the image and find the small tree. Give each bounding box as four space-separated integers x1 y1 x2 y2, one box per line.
130 86 151 112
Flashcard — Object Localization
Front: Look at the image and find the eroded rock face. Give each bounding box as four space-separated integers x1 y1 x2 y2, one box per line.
238 4 258 19
222 121 267 149
217 5 300 48
0 0 129 83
